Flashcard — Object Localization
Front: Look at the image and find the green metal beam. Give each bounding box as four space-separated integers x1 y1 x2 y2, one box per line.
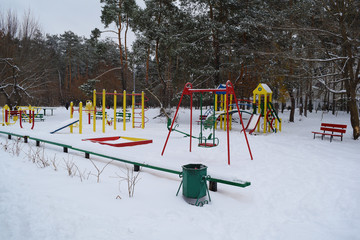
0 130 250 188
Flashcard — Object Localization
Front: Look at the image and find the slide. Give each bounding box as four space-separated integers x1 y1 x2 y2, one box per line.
242 114 261 134
50 119 79 134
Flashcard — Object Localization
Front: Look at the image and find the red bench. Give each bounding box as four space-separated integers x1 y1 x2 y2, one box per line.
312 123 347 142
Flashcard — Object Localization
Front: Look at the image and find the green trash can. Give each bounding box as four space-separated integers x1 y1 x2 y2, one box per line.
177 164 210 206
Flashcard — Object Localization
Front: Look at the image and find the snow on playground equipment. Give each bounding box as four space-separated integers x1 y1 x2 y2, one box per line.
93 89 148 133
162 80 253 165
82 136 153 147
252 83 282 133
2 105 35 129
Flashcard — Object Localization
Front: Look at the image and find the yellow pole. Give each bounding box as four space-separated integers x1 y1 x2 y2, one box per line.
114 90 117 130
70 102 74 133
79 101 83 134
123 90 126 131
229 94 233 130
141 91 145 129
29 105 32 124
263 94 267 133
102 89 106 133
220 94 223 130
4 105 9 125
255 93 260 133
131 91 135 128
93 90 96 132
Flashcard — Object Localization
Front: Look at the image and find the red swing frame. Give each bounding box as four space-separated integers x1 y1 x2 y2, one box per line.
161 80 253 165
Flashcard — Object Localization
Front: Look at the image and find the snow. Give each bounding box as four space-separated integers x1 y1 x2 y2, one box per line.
0 107 360 240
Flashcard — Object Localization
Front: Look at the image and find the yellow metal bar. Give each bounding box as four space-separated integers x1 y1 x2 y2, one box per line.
93 89 96 132
220 95 223 130
121 136 149 141
79 101 83 134
102 89 106 133
70 102 73 133
29 105 32 124
229 94 233 130
254 93 260 133
132 91 135 128
142 91 145 129
263 94 267 133
114 90 117 130
4 105 9 125
123 90 126 131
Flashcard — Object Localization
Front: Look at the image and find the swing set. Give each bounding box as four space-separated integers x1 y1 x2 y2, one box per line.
161 80 253 165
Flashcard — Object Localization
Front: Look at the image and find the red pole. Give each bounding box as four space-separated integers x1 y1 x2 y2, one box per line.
226 92 231 165
19 111 23 128
5 109 8 124
227 81 253 160
31 110 35 129
161 84 191 156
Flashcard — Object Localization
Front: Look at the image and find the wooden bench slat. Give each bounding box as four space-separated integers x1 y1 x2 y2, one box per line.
321 123 347 129
320 127 346 133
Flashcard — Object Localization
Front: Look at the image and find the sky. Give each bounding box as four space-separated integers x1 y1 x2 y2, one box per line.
1 0 143 46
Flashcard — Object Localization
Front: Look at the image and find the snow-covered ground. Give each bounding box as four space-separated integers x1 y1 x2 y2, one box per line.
0 107 359 240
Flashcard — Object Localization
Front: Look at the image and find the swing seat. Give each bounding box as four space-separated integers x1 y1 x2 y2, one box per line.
198 143 217 147
198 135 219 148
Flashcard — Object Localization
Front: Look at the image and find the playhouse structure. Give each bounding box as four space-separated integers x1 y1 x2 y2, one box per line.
252 83 281 133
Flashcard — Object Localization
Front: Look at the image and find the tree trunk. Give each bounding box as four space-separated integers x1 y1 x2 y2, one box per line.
288 88 295 122
348 90 360 140
117 3 126 91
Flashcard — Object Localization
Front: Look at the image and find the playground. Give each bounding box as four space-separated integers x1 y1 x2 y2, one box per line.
0 97 360 239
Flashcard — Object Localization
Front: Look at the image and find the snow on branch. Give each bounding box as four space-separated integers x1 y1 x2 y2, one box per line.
316 78 347 94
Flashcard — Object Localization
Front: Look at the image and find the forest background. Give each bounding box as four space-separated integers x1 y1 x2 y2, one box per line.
0 0 359 139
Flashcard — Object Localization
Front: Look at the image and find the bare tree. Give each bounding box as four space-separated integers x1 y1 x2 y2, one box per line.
0 10 53 107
